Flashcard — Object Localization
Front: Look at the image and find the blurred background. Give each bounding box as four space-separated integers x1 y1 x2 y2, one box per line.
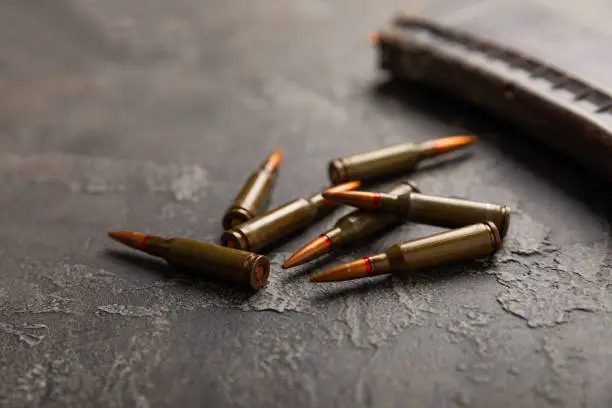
0 1 611 407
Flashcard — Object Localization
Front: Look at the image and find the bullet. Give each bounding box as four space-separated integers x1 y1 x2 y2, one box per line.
108 231 270 290
282 180 420 269
221 181 361 252
222 148 283 229
328 135 476 184
323 189 511 238
311 222 501 282
369 31 381 46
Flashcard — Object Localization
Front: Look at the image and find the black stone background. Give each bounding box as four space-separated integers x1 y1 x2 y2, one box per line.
1 0 611 407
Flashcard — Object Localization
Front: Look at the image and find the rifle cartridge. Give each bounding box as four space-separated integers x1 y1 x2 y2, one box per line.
328 135 476 184
221 181 360 252
282 180 420 268
222 148 283 229
108 231 269 290
311 222 501 282
323 189 511 237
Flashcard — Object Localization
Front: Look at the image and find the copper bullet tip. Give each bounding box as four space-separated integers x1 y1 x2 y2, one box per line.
311 257 373 282
322 190 380 210
283 234 333 269
107 231 150 251
324 180 361 194
322 180 361 207
433 135 477 153
369 31 380 45
265 148 284 170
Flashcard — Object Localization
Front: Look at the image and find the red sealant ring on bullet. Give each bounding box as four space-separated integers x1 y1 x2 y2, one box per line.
362 257 373 275
372 193 381 209
140 235 151 249
321 234 332 248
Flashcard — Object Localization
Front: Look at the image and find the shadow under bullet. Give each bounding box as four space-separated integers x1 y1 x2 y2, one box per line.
282 255 340 281
102 248 258 300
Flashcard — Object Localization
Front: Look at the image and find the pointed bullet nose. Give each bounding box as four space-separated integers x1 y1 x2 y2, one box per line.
319 181 361 208
107 231 149 251
369 31 380 45
265 147 284 170
325 180 361 194
283 235 333 269
310 263 351 282
311 257 372 282
282 258 298 269
282 253 299 269
433 135 477 153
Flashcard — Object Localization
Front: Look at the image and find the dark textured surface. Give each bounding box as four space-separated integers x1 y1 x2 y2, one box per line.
1 0 611 407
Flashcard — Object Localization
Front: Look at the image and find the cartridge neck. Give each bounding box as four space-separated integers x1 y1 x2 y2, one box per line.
376 192 407 214
323 227 344 246
416 140 444 159
261 162 279 173
387 180 421 195
141 236 173 258
307 192 337 217
368 253 391 276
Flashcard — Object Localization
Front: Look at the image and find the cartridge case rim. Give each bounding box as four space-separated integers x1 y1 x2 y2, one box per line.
483 221 502 254
222 207 255 230
246 253 270 290
498 206 511 238
221 229 250 251
329 159 347 185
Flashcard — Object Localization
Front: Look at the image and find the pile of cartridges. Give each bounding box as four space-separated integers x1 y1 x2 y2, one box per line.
108 135 510 290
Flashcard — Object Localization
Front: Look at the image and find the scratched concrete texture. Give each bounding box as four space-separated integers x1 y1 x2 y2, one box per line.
0 0 611 407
